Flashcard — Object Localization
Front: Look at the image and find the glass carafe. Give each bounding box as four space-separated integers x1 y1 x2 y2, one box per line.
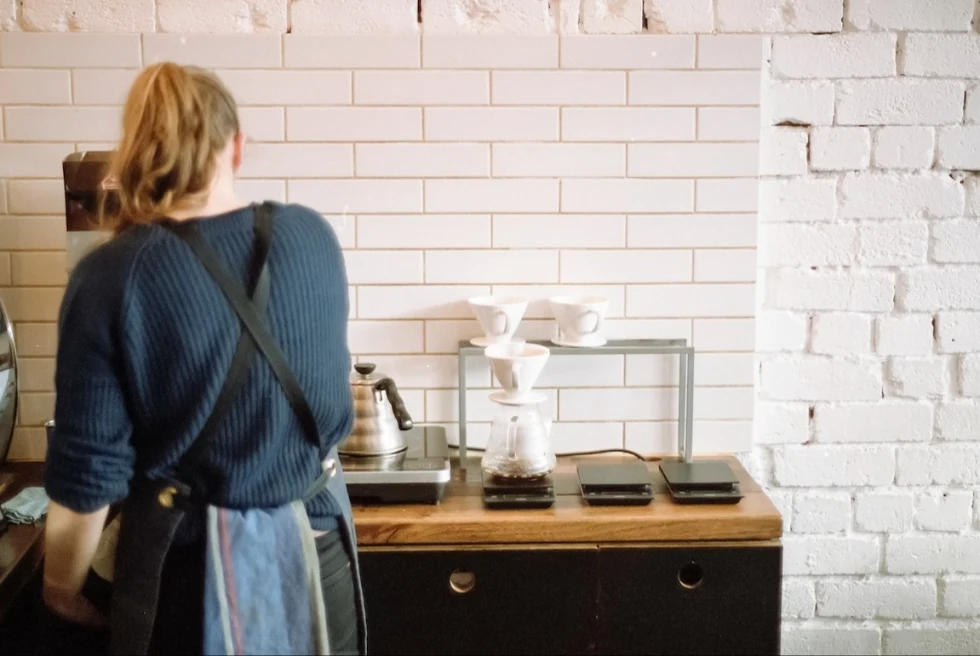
482 400 556 479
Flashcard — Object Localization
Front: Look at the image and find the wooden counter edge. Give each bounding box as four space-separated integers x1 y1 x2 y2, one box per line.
352 456 783 547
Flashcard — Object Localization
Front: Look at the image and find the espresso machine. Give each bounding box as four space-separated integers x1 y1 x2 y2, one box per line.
63 151 115 273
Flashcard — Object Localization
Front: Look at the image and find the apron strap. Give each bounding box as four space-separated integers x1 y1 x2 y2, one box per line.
109 484 189 655
169 202 275 498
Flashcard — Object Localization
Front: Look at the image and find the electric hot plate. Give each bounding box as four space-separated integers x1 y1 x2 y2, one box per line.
340 425 451 505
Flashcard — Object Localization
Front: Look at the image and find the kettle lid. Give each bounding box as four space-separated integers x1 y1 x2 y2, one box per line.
352 362 382 385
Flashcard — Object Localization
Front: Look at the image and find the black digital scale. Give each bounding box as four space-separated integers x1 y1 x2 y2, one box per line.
577 461 655 506
482 473 556 509
659 458 744 505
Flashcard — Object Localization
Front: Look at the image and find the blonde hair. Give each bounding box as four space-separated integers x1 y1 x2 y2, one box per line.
102 62 240 233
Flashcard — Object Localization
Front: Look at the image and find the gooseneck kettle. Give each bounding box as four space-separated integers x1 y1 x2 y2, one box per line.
339 363 414 457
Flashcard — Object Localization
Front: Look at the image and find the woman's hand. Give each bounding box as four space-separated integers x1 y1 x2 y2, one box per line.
43 500 110 627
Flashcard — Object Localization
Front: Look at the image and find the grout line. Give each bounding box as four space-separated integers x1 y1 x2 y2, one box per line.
624 65 630 106
0 200 761 217
3 102 758 110
123 66 769 74
488 205 495 246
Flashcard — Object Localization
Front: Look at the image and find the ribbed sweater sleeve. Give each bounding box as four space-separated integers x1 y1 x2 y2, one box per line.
46 234 142 512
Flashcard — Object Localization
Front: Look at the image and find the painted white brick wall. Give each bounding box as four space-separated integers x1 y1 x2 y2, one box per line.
0 1 978 654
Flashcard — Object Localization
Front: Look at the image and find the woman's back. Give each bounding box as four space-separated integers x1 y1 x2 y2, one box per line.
47 202 354 533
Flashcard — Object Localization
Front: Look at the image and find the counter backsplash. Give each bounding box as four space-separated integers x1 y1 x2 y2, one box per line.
0 32 762 459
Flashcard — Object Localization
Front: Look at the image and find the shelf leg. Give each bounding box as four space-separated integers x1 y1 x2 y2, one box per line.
458 351 468 471
684 349 695 463
677 350 687 461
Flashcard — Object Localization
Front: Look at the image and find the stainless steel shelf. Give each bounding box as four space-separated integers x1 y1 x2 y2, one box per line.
456 338 697 470
457 338 689 356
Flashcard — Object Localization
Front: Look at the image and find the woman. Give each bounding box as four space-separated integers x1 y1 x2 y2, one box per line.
42 62 363 654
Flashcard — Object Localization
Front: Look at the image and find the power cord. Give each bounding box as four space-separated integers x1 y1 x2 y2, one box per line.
560 448 652 462
451 446 652 462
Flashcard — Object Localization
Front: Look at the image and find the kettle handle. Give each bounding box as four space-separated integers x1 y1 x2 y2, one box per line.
374 378 414 431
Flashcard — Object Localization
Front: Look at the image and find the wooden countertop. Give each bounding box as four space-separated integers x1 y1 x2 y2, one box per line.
0 455 782 615
352 455 783 547
0 462 45 620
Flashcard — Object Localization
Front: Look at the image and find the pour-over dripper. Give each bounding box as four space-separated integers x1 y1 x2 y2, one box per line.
468 295 528 346
484 342 550 403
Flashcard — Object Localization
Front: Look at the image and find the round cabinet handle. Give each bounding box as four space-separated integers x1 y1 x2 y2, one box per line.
449 569 476 594
677 562 704 590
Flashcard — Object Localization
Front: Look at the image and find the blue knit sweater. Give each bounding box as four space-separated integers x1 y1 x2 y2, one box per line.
45 202 353 537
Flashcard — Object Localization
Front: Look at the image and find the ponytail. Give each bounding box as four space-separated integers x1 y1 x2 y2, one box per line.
101 62 240 233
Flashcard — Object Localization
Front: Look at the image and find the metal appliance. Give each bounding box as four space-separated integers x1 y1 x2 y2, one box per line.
338 363 450 503
0 295 18 467
341 425 451 504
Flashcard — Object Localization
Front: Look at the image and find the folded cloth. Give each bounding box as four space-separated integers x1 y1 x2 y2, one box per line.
204 500 329 655
1 486 50 524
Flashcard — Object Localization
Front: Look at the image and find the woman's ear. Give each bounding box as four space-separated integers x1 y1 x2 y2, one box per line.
231 131 246 173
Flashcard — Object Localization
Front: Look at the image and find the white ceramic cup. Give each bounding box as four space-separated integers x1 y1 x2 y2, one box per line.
468 296 527 345
484 342 550 401
549 295 610 345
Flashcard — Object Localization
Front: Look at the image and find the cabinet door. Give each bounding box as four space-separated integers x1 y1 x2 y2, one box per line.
597 545 781 655
0 570 41 655
359 548 598 655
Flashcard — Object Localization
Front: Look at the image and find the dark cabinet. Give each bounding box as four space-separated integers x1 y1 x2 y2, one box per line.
597 545 782 655
358 543 781 656
0 570 41 655
359 548 598 655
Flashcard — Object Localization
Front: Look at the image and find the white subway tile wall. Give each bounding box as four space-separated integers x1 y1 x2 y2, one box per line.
0 32 761 459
